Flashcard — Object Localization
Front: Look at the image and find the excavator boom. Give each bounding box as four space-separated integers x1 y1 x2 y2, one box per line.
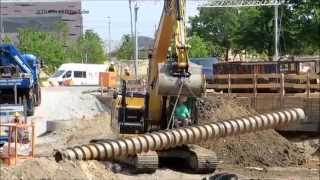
148 0 205 123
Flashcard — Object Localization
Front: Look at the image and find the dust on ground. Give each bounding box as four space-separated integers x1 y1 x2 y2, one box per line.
197 96 307 167
0 158 117 180
36 113 117 156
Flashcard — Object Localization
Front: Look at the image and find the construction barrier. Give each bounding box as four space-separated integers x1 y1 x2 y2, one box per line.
0 122 35 165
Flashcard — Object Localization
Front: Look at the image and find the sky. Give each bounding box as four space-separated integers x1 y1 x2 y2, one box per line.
82 0 201 46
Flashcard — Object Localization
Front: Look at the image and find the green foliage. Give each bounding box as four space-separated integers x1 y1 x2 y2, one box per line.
189 8 239 60
16 23 106 73
233 7 275 57
17 27 66 72
3 36 13 44
116 34 134 60
189 1 320 59
188 34 209 58
72 30 107 64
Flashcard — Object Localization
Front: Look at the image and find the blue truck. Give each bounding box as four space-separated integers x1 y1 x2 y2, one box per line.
0 44 41 116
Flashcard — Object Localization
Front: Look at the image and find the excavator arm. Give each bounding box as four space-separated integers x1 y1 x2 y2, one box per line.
147 0 205 124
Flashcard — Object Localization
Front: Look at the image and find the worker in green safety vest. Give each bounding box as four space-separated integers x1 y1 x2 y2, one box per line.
174 96 191 128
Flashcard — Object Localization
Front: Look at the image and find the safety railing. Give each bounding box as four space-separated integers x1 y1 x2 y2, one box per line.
0 122 35 165
207 72 320 97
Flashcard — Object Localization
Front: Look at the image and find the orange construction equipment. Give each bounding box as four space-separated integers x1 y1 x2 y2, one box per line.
99 72 117 88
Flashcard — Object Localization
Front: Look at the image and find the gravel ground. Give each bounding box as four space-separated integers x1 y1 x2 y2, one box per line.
30 86 107 135
1 89 318 180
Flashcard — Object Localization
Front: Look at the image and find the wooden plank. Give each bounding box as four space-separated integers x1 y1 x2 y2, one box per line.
256 83 280 88
214 73 318 80
230 84 254 89
310 84 320 89
230 74 254 79
286 74 307 80
256 73 280 78
309 74 320 79
207 84 228 89
213 74 229 79
284 83 307 89
214 74 254 79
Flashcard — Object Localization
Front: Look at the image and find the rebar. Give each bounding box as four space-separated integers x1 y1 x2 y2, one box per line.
54 108 305 162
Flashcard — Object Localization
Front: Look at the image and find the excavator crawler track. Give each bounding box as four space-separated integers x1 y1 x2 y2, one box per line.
158 145 218 173
185 145 219 173
134 151 159 173
116 151 159 173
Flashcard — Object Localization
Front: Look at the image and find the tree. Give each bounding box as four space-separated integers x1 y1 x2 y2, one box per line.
188 34 209 58
189 1 320 60
17 27 66 72
72 30 107 64
3 36 13 44
233 7 275 59
116 34 134 60
189 8 239 61
283 0 320 55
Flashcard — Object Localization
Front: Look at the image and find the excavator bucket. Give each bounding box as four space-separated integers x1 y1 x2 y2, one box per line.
156 63 205 97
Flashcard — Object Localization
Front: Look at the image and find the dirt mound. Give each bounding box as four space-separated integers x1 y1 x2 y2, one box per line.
36 113 118 157
0 158 118 180
197 96 305 167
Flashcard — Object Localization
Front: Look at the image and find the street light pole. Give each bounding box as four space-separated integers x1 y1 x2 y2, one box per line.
274 4 279 61
134 3 139 79
107 16 111 61
0 2 3 44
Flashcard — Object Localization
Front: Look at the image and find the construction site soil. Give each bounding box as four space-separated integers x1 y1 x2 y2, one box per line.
196 96 306 167
0 95 319 179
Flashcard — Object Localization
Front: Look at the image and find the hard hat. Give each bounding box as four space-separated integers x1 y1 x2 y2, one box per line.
110 61 114 65
14 112 20 117
124 67 129 71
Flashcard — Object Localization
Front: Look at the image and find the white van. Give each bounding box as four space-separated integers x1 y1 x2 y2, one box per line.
48 63 108 86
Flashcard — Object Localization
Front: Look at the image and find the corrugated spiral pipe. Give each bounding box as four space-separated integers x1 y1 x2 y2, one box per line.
54 108 305 162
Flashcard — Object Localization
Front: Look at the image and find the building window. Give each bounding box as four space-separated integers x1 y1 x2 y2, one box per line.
74 71 86 78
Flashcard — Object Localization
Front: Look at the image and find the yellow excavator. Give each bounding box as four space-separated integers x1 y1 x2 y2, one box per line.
114 0 204 133
110 0 214 173
54 0 305 175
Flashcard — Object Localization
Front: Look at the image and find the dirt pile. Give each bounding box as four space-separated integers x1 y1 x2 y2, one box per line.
0 158 118 180
196 96 306 167
36 113 118 156
1 114 119 180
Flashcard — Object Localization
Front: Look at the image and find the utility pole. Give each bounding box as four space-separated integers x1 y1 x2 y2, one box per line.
274 4 279 61
0 2 3 44
129 0 134 49
134 3 139 79
107 16 111 61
